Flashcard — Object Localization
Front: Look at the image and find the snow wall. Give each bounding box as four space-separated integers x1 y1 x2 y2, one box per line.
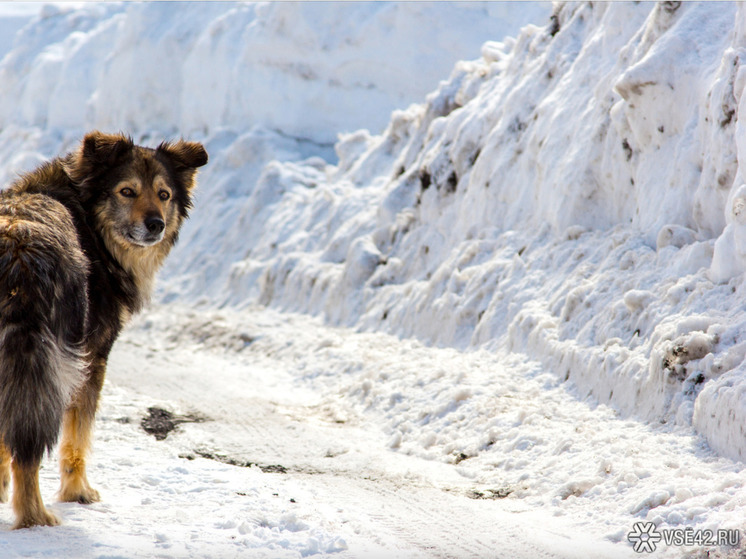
4 2 746 463
0 2 546 149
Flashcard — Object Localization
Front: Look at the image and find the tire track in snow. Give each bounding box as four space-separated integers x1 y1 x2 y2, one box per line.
104 305 636 558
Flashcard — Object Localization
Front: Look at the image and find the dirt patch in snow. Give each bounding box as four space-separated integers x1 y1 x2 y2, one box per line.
184 448 289 474
141 406 207 440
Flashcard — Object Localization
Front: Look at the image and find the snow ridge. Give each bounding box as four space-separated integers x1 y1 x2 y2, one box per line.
0 2 546 144
162 2 746 463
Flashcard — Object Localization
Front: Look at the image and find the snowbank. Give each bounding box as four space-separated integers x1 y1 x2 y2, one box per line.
0 2 548 144
163 2 746 464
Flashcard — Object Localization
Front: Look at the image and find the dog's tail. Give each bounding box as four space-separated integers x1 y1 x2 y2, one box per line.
0 211 88 466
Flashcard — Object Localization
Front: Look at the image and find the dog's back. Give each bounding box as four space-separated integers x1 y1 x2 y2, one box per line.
0 193 88 470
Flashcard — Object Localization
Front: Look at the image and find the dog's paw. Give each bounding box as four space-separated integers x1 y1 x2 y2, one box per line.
58 482 100 504
13 508 60 529
75 486 100 505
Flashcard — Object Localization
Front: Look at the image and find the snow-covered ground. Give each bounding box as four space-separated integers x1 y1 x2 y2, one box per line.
1 304 741 558
0 1 745 557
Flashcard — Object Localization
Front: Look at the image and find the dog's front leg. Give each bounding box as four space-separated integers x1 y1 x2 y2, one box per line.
58 358 105 504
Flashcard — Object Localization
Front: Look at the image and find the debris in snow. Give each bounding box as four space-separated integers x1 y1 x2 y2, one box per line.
140 407 207 441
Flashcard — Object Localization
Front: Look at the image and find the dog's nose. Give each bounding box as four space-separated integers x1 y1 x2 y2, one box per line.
144 216 165 235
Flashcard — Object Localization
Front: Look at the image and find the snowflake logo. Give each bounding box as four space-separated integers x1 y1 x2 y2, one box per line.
627 522 662 553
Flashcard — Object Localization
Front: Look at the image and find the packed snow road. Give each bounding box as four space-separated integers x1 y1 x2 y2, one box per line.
0 304 741 558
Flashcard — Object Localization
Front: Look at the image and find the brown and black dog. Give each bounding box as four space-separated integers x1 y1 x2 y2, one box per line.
0 131 207 528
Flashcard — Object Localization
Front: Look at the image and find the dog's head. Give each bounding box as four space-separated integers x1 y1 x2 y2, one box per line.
65 131 207 253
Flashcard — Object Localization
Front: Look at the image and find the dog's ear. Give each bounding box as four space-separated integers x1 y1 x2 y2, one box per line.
157 140 208 170
65 131 133 185
81 131 133 166
157 141 207 203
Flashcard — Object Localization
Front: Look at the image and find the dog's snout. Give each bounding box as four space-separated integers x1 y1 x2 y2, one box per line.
144 216 165 235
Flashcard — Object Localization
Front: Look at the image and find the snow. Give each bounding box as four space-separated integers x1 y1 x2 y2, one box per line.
1 1 746 557
0 2 549 144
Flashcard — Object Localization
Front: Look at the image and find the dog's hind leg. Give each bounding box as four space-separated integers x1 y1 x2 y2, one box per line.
0 318 84 528
58 358 105 504
12 459 59 529
0 202 90 527
0 442 10 503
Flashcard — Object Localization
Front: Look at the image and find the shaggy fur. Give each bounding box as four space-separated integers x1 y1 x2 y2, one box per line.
0 131 207 528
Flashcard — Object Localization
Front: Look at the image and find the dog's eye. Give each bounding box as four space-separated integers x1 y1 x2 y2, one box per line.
119 187 135 198
158 191 171 201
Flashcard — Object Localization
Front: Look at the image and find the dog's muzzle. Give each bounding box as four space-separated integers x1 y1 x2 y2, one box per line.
124 217 166 246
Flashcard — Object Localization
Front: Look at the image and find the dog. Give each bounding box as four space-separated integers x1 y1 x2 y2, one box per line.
0 131 207 528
